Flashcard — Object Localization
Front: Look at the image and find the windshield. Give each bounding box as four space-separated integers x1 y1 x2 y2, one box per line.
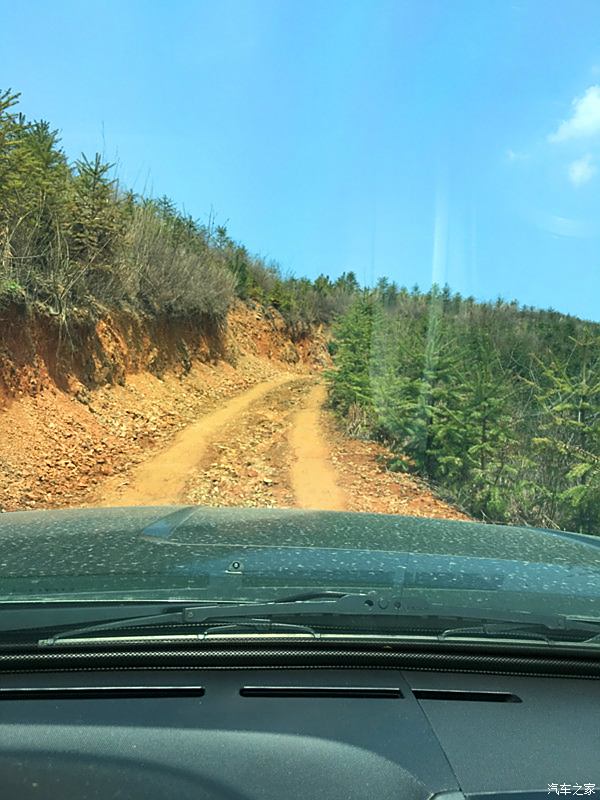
1 1 600 648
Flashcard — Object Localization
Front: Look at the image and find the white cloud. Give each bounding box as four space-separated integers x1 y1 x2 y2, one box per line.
527 209 596 238
506 148 529 162
549 85 600 142
568 154 596 186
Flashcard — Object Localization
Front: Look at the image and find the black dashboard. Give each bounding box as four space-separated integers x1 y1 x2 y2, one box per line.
0 660 598 799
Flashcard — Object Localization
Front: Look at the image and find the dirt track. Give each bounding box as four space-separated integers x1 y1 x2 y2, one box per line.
98 373 296 506
97 375 466 520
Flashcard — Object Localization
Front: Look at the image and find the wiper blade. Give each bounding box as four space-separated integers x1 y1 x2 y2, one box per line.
439 623 553 644
439 616 600 645
202 620 319 638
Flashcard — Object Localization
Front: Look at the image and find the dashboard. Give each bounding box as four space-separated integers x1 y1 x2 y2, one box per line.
0 662 598 798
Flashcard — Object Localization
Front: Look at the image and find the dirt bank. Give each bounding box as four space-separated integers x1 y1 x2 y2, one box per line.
0 302 327 512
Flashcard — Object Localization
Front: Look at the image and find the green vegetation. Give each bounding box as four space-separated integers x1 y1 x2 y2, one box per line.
328 286 600 534
0 89 353 337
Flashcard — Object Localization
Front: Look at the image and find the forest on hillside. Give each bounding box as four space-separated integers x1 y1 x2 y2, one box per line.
327 287 600 535
0 89 355 339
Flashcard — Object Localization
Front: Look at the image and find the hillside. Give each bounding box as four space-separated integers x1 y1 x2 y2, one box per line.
327 289 600 535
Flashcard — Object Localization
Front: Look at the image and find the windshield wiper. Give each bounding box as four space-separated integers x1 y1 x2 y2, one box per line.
38 591 372 646
35 591 600 647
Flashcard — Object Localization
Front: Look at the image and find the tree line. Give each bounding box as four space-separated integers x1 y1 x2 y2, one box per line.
328 285 600 535
0 89 355 339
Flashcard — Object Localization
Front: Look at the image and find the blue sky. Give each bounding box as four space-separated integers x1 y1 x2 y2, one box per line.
2 0 600 320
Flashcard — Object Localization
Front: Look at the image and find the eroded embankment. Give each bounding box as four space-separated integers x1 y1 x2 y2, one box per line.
0 302 327 512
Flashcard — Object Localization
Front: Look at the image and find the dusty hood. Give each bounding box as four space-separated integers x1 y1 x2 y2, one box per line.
0 506 599 613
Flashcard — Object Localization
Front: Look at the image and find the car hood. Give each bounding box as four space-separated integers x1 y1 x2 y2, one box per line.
1 506 599 613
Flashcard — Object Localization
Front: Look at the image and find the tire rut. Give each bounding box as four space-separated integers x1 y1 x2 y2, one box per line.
289 383 347 510
183 377 314 508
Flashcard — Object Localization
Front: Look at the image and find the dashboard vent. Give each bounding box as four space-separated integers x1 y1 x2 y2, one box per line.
0 686 205 700
413 689 521 703
240 686 403 698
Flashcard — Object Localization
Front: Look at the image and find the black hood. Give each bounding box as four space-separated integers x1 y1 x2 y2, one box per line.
1 506 599 613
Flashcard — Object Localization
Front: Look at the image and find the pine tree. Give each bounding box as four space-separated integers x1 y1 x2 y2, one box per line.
68 154 123 268
327 294 376 418
531 333 600 531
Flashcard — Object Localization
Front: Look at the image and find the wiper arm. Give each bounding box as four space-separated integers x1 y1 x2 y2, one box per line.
38 591 375 646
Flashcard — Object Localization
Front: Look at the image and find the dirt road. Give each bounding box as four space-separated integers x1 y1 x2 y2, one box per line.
98 373 466 520
98 373 296 506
